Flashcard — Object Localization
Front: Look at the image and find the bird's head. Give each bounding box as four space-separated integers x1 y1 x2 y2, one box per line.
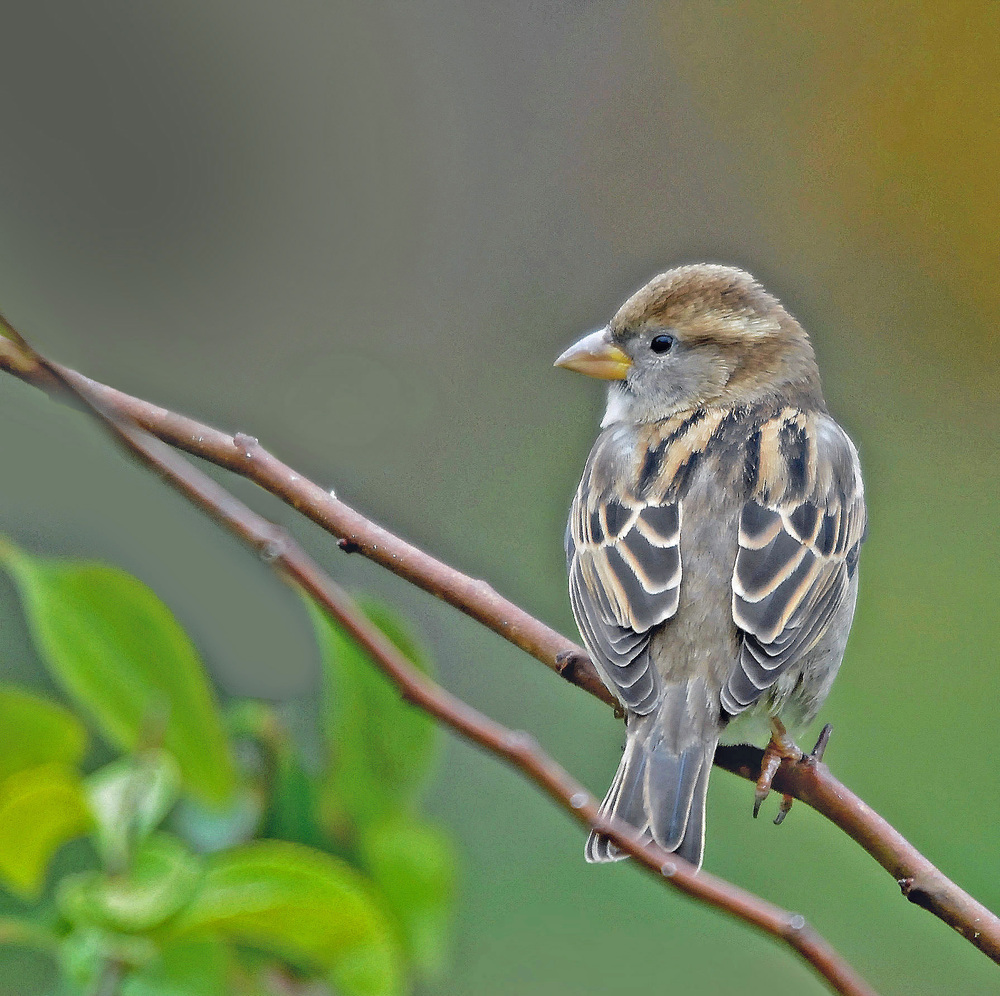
555 264 824 426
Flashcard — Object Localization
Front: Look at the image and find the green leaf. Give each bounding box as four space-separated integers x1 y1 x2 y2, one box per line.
360 818 455 980
309 598 437 828
171 789 262 855
57 927 115 993
0 763 91 898
0 686 87 783
57 927 156 993
0 543 236 804
222 699 326 850
171 840 404 996
262 746 326 851
121 939 229 996
86 751 181 872
57 833 202 933
0 915 58 953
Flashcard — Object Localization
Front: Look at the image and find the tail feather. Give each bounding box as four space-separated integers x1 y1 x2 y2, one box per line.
585 686 718 869
584 735 649 863
645 739 711 854
672 747 711 867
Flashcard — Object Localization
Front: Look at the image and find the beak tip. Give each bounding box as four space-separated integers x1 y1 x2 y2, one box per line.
552 328 631 381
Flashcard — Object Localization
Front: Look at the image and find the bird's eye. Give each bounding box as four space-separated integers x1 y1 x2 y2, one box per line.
650 333 674 354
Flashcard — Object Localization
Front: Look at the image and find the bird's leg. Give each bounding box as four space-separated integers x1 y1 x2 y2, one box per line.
756 722 833 824
753 718 802 821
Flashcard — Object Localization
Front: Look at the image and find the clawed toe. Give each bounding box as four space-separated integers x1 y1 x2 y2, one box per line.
753 745 786 818
808 723 833 764
773 793 794 825
753 721 832 822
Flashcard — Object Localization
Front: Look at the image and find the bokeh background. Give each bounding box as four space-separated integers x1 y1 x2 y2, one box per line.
1 2 998 993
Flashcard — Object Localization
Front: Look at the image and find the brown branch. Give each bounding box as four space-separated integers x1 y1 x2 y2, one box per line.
0 334 614 709
716 744 1000 959
2 325 998 966
3 328 878 996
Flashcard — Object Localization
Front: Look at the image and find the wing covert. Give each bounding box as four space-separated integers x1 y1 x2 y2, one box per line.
565 417 701 715
567 494 681 714
723 411 866 716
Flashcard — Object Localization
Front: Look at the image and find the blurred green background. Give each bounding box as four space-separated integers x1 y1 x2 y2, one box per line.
1 2 998 994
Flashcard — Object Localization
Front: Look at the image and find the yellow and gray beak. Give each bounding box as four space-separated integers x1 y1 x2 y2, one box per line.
553 327 632 381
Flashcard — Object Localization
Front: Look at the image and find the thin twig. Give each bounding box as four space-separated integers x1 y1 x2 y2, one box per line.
2 324 998 965
716 745 1000 959
2 327 878 996
0 333 614 707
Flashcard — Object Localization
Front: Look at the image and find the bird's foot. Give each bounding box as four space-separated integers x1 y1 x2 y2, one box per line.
753 722 833 824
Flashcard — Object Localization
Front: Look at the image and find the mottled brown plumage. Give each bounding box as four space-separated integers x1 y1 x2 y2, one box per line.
556 264 866 867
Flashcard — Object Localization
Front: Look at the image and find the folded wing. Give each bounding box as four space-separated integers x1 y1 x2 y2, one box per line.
724 412 866 715
567 490 682 715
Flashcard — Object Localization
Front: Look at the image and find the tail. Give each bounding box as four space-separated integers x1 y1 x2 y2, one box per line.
585 685 718 869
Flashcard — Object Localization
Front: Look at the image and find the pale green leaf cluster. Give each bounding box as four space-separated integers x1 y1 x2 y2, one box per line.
0 538 456 995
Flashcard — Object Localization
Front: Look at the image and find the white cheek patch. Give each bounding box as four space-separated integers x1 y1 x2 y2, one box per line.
602 384 633 427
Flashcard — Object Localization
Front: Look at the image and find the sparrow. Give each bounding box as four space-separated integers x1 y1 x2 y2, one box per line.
556 264 866 868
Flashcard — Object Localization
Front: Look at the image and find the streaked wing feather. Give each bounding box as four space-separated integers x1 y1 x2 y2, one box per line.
567 481 683 715
725 413 866 716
